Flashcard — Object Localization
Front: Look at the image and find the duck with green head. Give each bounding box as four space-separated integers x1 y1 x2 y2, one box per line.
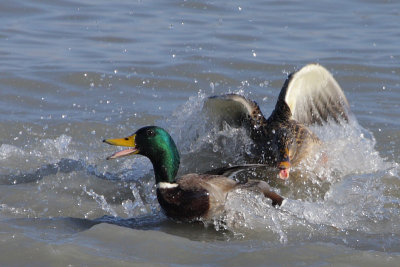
104 126 284 221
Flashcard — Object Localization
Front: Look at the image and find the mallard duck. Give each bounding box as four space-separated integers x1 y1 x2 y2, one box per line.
204 63 351 180
103 126 284 221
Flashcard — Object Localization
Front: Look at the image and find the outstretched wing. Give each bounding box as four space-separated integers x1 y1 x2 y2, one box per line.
203 94 267 128
275 63 351 125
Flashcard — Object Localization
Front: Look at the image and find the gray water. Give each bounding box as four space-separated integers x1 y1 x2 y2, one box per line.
1 0 400 266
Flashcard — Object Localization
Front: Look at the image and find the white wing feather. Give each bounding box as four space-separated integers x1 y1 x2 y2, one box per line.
281 64 350 125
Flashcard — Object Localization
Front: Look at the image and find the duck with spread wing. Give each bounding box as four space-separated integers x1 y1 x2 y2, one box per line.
204 64 351 180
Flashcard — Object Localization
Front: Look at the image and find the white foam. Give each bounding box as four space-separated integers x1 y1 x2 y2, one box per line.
168 91 399 243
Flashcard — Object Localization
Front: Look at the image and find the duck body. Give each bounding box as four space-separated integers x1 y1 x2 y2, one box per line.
156 174 235 220
250 102 320 167
156 179 210 221
204 64 351 179
104 126 283 222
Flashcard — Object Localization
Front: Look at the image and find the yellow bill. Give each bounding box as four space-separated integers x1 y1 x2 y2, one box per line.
103 134 139 160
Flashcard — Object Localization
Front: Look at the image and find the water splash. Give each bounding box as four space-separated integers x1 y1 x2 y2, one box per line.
166 91 400 246
0 203 37 218
128 183 147 215
82 185 118 218
0 144 26 160
219 189 289 243
2 89 397 248
308 118 389 177
0 134 77 175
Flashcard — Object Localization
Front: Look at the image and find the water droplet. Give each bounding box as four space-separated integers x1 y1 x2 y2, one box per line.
210 82 215 91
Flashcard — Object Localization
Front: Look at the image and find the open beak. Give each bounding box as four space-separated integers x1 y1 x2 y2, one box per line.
277 148 290 180
103 134 139 160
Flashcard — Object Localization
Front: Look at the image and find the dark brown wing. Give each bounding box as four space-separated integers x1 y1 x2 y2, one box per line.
274 63 351 125
203 163 274 178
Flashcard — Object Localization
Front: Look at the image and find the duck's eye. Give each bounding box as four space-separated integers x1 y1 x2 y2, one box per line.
147 129 155 137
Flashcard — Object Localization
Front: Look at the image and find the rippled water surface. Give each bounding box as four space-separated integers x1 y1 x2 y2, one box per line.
1 0 400 265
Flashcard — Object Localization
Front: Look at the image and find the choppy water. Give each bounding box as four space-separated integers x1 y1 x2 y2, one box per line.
1 0 400 265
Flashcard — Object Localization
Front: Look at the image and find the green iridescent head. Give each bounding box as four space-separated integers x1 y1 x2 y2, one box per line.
104 126 180 184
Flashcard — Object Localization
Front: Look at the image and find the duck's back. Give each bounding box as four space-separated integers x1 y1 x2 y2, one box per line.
157 174 237 220
181 174 238 219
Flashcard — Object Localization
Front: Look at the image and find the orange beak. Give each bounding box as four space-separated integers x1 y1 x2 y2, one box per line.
277 148 290 180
